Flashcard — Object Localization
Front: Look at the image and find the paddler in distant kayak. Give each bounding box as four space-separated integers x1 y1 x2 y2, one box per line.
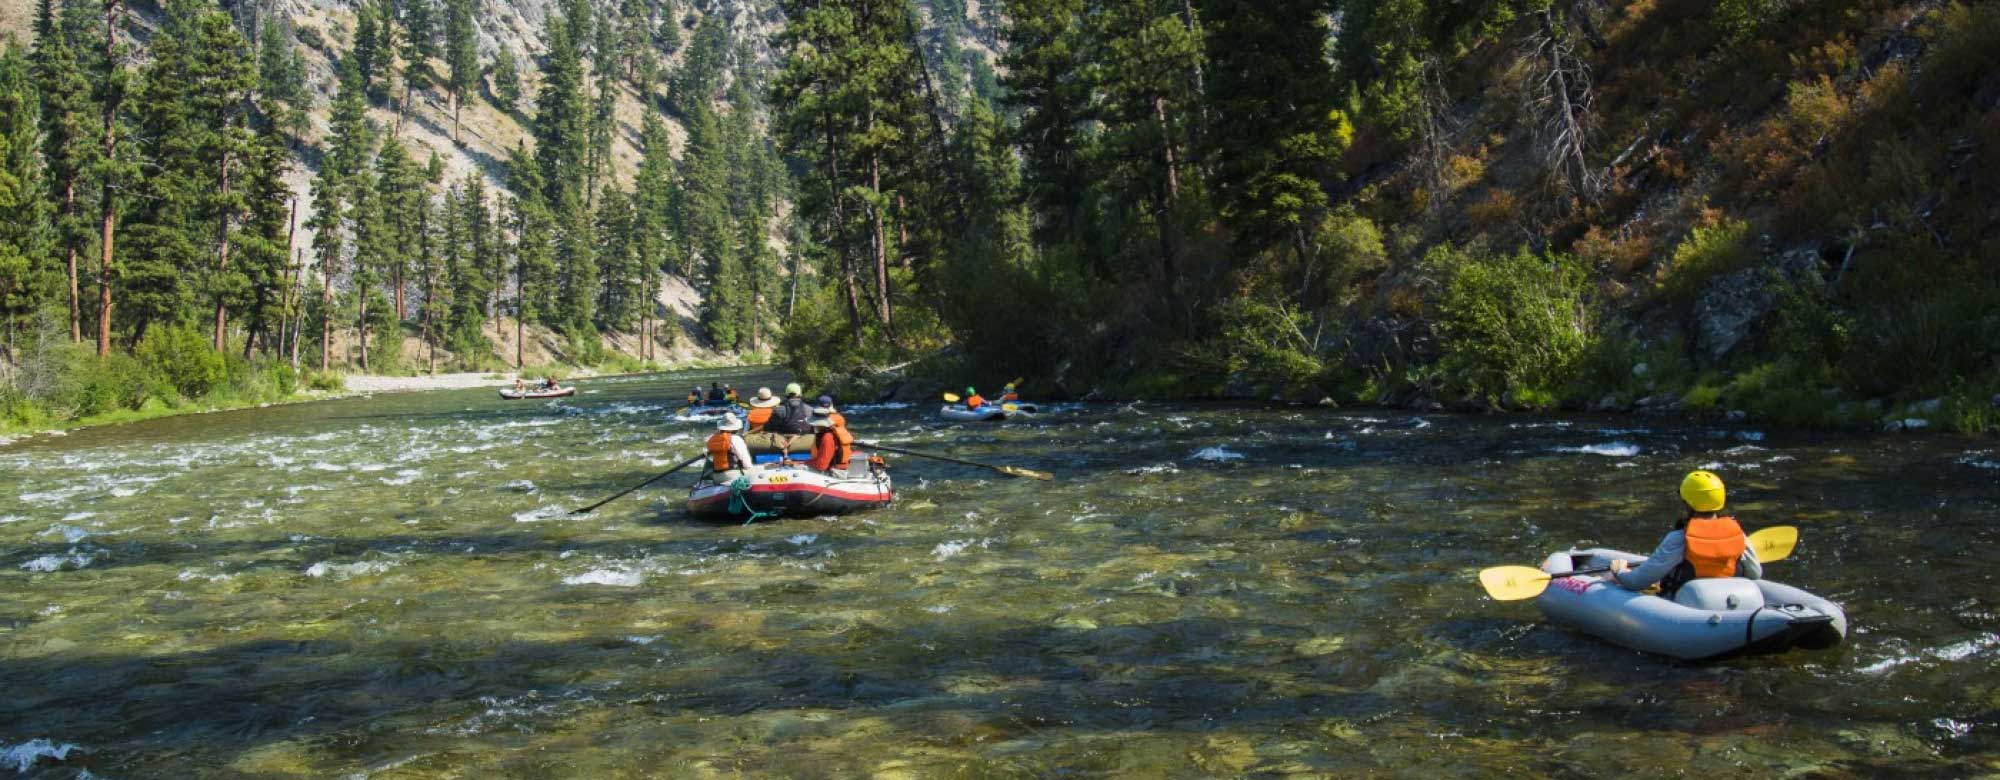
961 387 986 411
998 383 1020 403
1608 470 1762 598
703 413 758 482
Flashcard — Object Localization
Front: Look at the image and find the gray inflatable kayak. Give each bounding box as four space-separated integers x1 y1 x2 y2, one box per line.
1536 548 1847 661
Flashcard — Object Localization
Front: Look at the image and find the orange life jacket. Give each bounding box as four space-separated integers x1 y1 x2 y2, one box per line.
1000 392 1019 402
746 406 774 431
706 431 737 472
828 412 853 468
965 394 985 410
811 429 851 472
1684 516 1747 578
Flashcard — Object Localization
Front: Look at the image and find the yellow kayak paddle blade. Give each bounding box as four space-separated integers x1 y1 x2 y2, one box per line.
1749 525 1798 562
1479 565 1556 601
942 392 961 403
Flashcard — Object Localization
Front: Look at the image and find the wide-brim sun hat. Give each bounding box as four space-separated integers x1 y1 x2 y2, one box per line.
809 415 833 428
811 405 834 415
750 397 781 408
755 387 774 399
717 413 743 431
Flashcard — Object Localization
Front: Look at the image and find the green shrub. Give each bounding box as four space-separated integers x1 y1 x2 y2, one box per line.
1724 360 1834 427
1185 280 1340 396
306 370 345 392
1659 219 1754 305
1714 0 1781 43
134 324 227 401
1681 382 1723 412
1434 247 1598 403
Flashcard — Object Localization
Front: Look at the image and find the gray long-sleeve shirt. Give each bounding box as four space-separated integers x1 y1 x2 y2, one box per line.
1611 528 1762 590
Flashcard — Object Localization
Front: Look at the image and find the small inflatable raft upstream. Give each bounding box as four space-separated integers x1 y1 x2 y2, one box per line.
939 402 1036 422
1536 548 1846 661
499 387 576 400
674 402 741 419
686 462 893 521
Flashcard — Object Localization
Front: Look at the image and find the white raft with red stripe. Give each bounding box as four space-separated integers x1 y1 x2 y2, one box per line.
686 462 893 521
1537 548 1846 661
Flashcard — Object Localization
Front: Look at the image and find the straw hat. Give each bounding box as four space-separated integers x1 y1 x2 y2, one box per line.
717 413 743 431
750 386 780 408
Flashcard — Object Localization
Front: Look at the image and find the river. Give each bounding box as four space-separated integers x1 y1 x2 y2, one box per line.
2 367 1996 778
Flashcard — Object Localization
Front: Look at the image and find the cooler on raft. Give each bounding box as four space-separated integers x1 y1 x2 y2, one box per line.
1535 548 1847 661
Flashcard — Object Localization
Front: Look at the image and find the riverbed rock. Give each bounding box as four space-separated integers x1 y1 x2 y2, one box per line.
1693 248 1824 363
1726 410 1748 422
1911 398 1943 415
1991 393 2000 408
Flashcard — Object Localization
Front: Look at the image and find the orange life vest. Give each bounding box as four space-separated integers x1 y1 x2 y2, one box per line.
706 431 737 472
965 394 985 410
1000 392 1019 402
828 412 853 468
1684 516 1747 578
746 406 774 431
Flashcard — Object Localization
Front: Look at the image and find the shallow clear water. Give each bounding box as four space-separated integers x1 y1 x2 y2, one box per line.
3 368 1998 778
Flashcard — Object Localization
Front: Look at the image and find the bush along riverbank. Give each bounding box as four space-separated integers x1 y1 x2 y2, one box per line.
814 240 2000 436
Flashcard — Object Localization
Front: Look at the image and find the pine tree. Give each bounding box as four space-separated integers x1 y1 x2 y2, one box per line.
234 117 294 358
400 0 440 131
443 0 478 140
256 19 309 141
92 0 135 356
654 0 682 56
506 144 556 366
491 49 521 112
1203 0 1349 277
999 0 1090 246
32 0 94 343
373 137 424 324
1089 0 1205 305
0 42 53 339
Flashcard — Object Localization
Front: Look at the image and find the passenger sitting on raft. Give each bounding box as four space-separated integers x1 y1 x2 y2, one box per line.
807 397 854 474
962 387 985 411
703 413 757 482
542 377 561 391
687 386 703 405
725 385 739 403
1609 470 1762 598
514 378 527 392
746 387 780 432
707 382 725 403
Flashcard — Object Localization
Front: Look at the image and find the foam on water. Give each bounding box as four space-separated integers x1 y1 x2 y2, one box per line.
513 505 569 523
1124 463 1180 475
304 559 398 579
1189 446 1246 462
1958 451 2000 470
39 524 94 543
1858 632 2000 675
1553 442 1641 457
0 514 23 524
381 469 423 486
3 739 78 773
564 568 644 587
21 548 99 572
786 534 818 546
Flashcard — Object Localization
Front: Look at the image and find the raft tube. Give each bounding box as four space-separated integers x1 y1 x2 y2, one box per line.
675 402 742 418
499 387 576 400
1536 548 1846 661
686 463 893 521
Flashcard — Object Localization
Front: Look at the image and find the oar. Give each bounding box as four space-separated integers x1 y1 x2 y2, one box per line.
857 440 1052 480
1478 526 1799 601
569 454 705 515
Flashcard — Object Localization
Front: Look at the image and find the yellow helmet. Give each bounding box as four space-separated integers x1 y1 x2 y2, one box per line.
1680 470 1726 512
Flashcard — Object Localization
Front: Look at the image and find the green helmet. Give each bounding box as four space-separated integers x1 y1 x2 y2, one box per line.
965 387 976 395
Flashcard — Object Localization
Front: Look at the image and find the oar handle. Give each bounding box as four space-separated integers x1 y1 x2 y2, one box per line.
1554 565 1615 579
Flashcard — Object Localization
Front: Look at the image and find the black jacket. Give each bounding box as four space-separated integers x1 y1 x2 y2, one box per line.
770 397 815 434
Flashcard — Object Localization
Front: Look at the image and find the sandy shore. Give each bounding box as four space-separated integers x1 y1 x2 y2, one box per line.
339 372 521 394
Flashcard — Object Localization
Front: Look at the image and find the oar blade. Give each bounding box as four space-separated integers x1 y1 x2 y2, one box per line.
1749 525 1799 562
1479 565 1555 601
942 392 961 403
998 465 1054 481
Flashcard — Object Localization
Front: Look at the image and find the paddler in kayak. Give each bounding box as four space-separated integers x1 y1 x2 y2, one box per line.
806 397 855 475
961 387 986 411
998 383 1020 403
703 413 758 482
1608 470 1763 598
